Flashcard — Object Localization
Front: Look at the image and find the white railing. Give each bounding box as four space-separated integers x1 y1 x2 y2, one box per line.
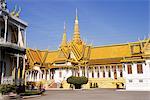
0 38 25 48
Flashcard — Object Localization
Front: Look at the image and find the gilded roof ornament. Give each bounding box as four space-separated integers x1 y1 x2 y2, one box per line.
61 21 67 47
10 5 17 16
15 7 21 17
72 8 82 44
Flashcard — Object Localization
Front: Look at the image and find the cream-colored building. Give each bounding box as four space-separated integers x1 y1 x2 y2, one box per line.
26 10 150 90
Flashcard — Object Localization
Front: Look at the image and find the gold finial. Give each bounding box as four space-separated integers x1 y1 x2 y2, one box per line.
10 5 17 16
15 7 21 17
73 8 82 44
61 22 67 47
64 21 66 33
76 8 78 20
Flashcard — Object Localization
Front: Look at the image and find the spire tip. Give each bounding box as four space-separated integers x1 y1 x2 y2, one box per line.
76 8 78 20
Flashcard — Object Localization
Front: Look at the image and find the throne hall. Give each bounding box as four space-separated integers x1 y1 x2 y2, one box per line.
25 10 150 90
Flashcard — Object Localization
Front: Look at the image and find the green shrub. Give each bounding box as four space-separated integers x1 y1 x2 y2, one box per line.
0 84 17 95
20 90 43 96
67 76 88 89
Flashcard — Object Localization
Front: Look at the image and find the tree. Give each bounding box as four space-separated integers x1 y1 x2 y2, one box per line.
67 76 88 89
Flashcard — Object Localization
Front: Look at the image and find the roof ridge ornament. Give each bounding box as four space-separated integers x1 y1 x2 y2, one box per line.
15 6 21 17
11 5 17 16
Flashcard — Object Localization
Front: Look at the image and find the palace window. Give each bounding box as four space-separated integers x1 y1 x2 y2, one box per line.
137 64 143 74
127 65 132 74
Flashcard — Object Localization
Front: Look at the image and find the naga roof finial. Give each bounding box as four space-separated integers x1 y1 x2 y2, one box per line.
11 5 17 16
15 7 21 17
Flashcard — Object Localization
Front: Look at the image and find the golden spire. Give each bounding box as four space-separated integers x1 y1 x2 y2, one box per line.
73 8 82 44
61 22 67 47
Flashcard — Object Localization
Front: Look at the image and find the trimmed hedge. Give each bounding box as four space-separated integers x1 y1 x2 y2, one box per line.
67 76 88 89
20 90 43 96
0 84 26 95
0 84 17 95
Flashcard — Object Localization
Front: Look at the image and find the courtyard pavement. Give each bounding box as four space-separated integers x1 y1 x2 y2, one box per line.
26 89 150 100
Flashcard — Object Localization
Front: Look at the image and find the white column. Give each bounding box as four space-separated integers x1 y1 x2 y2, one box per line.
122 64 126 77
37 71 39 81
79 66 82 77
89 67 92 78
3 15 8 43
36 71 38 82
17 25 20 46
110 66 114 79
22 56 26 81
32 71 34 81
34 71 36 82
42 70 46 80
31 71 33 81
105 66 108 78
24 29 26 48
116 65 120 78
33 71 35 81
47 69 50 80
44 70 46 80
132 63 137 75
27 71 29 81
16 54 19 84
1 62 4 83
100 67 103 78
35 71 37 82
85 66 87 77
29 71 32 81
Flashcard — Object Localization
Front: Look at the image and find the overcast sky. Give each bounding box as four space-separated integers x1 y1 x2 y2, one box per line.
7 0 149 50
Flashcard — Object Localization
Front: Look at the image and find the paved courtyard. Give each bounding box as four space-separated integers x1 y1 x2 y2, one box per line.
27 89 150 100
